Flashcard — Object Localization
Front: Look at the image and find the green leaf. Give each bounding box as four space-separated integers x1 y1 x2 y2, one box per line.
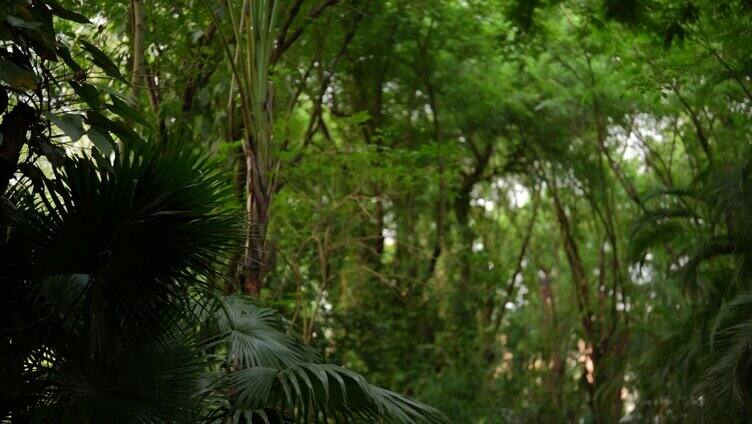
218 139 243 154
17 162 45 192
86 110 139 141
46 0 91 24
80 40 126 83
0 60 37 90
215 296 449 423
26 29 57 61
345 110 371 126
69 81 100 108
108 95 148 126
6 14 42 30
43 112 85 142
87 127 114 156
56 44 81 72
37 140 65 167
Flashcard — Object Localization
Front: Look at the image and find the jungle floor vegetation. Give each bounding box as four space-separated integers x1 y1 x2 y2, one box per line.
2 0 752 423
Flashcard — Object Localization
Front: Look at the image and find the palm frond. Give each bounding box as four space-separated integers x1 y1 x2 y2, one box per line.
711 290 752 345
14 143 241 359
225 363 448 423
703 318 752 409
40 337 210 424
210 295 318 369
1 144 446 423
206 295 448 423
679 236 736 287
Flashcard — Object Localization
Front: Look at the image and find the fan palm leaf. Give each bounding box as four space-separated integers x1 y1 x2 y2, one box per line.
205 296 449 423
1 143 447 423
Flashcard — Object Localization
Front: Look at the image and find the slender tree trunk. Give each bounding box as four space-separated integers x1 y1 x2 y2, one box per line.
130 0 145 97
242 154 269 297
538 268 565 410
424 73 444 279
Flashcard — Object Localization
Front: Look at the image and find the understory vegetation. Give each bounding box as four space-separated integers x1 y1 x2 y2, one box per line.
2 0 752 422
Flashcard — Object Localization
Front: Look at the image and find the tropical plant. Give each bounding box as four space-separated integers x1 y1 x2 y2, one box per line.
0 0 148 195
630 157 752 418
6 0 752 421
0 142 446 423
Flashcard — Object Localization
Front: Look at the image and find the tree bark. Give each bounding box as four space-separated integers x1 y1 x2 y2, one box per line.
242 153 269 296
130 0 146 97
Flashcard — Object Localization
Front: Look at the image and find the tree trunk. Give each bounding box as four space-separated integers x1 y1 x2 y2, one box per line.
242 153 269 297
242 220 266 296
130 0 146 97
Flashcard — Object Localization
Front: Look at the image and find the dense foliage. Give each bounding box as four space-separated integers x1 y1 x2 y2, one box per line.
2 0 752 422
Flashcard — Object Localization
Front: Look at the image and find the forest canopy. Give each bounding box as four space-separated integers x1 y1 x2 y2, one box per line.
2 0 752 422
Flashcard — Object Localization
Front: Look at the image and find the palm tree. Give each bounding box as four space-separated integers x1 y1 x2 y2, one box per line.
631 158 752 419
0 143 446 423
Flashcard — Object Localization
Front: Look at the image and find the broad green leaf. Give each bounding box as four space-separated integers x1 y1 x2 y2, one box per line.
347 110 372 126
97 84 130 99
37 140 65 167
17 162 45 192
87 127 114 156
26 29 57 61
69 81 100 108
87 110 139 141
218 139 243 154
108 95 149 126
80 40 126 83
0 60 37 90
43 112 85 142
6 14 42 30
57 45 82 72
46 0 91 24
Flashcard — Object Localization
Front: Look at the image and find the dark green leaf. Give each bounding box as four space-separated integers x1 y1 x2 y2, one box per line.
6 14 42 30
108 95 148 126
87 110 139 141
43 111 85 142
17 162 45 192
87 127 114 156
37 140 65 167
0 59 37 90
26 29 57 61
80 40 126 83
69 81 100 108
46 0 91 24
57 45 82 72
